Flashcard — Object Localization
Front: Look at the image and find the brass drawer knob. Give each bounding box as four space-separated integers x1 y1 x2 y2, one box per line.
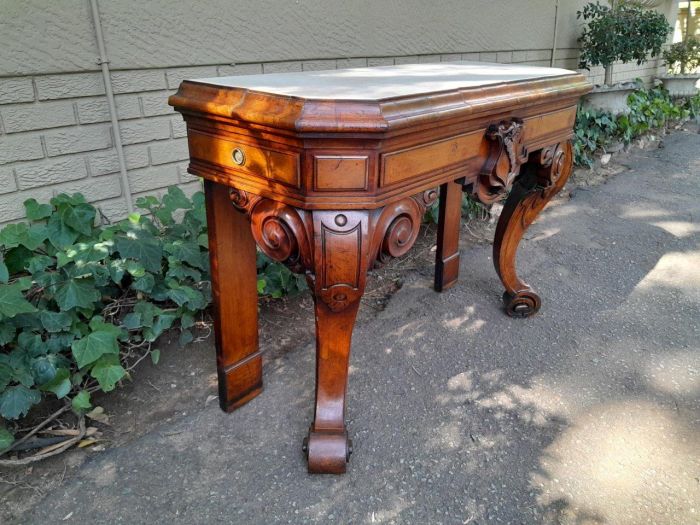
232 147 246 166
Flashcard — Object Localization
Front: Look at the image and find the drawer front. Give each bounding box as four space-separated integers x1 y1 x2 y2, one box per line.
187 130 300 188
522 107 577 145
313 155 369 191
380 131 483 187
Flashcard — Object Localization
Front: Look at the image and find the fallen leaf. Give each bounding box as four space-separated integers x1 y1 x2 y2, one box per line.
85 406 110 425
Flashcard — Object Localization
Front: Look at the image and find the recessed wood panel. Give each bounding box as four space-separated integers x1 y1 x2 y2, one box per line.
523 107 576 143
188 129 300 188
380 131 483 186
314 155 369 191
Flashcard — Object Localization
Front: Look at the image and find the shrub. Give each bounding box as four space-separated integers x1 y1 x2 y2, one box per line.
662 37 700 75
577 2 672 85
0 188 304 450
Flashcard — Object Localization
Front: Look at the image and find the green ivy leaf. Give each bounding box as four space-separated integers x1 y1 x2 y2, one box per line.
31 356 57 385
24 198 53 221
122 312 142 330
133 301 161 328
71 390 91 412
132 273 155 293
26 254 55 274
178 329 193 347
0 385 41 420
21 224 48 251
47 212 79 249
0 427 14 451
0 283 37 319
164 240 203 269
0 363 12 390
90 355 126 392
71 330 119 369
40 310 74 333
143 313 176 342
54 277 101 311
88 316 125 339
162 186 192 210
0 259 8 284
115 234 163 273
0 223 28 248
39 368 71 399
0 323 15 346
60 203 96 236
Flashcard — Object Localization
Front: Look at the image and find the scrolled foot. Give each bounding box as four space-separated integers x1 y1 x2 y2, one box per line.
503 290 541 318
303 430 352 474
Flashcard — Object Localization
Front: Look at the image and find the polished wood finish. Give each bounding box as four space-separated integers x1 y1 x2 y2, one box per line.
434 180 463 292
170 62 591 473
494 141 573 317
204 180 262 411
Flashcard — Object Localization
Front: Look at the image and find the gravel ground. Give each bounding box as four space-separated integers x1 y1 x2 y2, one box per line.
11 130 700 524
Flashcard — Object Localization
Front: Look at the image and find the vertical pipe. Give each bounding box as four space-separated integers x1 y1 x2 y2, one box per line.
89 0 134 213
551 0 560 67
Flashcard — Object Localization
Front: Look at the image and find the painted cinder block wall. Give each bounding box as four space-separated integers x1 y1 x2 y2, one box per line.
0 0 678 225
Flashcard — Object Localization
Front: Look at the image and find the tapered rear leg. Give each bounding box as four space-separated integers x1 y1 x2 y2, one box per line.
434 179 463 292
493 141 573 317
204 180 262 411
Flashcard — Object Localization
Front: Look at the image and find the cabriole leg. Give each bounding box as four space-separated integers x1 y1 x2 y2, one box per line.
304 210 370 474
204 181 262 411
493 141 573 317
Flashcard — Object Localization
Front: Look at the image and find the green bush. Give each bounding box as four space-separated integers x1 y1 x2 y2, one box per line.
662 37 700 75
577 1 672 84
0 188 304 450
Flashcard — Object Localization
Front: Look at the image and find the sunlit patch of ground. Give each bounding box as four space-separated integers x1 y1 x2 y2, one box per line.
532 401 699 525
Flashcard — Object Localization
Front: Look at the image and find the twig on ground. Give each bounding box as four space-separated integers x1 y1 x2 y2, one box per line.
1 404 71 457
0 417 86 467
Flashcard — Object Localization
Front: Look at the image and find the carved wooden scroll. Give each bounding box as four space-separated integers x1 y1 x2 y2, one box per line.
467 118 529 205
493 141 572 317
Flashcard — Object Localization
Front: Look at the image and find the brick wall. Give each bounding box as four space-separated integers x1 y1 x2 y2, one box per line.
0 48 665 226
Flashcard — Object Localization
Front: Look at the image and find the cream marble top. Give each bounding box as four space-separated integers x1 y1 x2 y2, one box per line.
193 62 575 101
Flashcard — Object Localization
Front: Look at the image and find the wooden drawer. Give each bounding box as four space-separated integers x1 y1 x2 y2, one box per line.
187 130 301 188
380 131 484 187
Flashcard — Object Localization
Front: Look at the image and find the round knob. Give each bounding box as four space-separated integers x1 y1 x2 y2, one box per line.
232 147 246 166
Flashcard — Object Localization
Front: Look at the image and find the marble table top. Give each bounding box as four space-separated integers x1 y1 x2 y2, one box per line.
191 61 575 101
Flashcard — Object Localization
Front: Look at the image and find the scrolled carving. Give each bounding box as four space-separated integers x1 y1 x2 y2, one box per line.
536 143 566 190
503 290 542 318
248 199 312 274
371 190 433 267
228 187 261 214
468 118 528 205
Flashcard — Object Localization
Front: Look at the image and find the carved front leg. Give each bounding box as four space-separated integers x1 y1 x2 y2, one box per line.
231 188 433 473
304 210 370 473
493 141 573 317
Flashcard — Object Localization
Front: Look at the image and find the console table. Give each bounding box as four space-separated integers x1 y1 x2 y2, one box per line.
169 62 591 474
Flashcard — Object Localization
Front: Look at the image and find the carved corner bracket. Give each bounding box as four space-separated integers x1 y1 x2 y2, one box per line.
227 187 437 313
466 118 528 205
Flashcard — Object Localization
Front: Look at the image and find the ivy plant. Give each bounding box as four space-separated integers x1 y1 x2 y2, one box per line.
573 85 693 167
0 188 304 450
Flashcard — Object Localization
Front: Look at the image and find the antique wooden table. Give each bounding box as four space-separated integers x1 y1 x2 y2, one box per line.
169 62 591 474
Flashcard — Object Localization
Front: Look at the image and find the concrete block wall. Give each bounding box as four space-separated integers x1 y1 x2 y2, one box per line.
0 50 667 226
0 0 676 226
